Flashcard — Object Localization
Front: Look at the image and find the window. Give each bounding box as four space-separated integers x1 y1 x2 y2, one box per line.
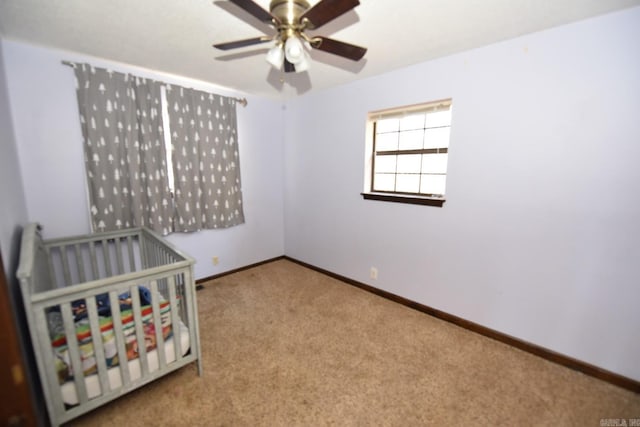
363 99 452 207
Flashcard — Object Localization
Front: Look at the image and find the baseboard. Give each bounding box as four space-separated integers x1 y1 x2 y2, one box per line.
195 256 286 287
283 256 640 394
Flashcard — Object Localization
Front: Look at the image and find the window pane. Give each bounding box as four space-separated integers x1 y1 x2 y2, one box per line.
423 127 450 149
422 153 448 174
375 132 398 151
425 110 452 128
396 174 420 193
398 130 423 150
400 113 425 131
376 118 399 133
373 173 395 192
374 155 397 173
396 154 421 174
421 174 446 195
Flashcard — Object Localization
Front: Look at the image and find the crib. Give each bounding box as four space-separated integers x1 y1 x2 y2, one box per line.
17 223 202 426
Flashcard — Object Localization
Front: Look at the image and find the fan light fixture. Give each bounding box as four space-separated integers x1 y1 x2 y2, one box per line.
213 0 367 75
266 43 285 68
264 33 310 73
284 36 303 64
278 35 309 71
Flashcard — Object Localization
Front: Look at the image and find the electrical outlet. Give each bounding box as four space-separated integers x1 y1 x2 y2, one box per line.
370 267 378 280
212 256 219 266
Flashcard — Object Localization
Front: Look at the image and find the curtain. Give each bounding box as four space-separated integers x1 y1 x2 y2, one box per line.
74 64 173 234
165 85 245 232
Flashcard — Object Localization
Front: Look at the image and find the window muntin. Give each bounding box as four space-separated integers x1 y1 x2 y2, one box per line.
369 100 452 198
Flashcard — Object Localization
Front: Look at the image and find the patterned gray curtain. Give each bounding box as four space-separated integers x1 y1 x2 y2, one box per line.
165 85 245 232
74 64 173 234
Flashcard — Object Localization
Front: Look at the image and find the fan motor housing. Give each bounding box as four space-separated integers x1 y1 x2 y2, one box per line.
270 0 310 25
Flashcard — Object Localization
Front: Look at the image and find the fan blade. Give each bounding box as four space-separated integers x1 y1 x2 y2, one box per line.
312 37 366 61
301 0 360 29
284 59 296 73
228 0 278 23
213 36 271 50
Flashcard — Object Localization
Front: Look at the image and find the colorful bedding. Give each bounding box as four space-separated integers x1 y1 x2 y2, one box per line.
49 287 173 384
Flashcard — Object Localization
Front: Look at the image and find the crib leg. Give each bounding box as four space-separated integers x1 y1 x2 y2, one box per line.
197 357 204 377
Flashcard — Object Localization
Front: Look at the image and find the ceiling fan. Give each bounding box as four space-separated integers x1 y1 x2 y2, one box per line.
213 0 367 73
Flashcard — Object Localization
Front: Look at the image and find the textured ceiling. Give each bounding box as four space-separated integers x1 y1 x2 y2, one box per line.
1 0 639 98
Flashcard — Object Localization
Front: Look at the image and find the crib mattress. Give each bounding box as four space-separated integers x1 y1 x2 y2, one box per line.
61 322 190 405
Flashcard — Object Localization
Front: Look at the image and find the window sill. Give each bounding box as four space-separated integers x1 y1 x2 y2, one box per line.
361 192 446 207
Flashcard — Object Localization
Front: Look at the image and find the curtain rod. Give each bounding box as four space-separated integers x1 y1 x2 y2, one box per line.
233 98 248 107
61 60 248 107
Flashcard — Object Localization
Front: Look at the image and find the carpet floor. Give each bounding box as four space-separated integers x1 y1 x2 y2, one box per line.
72 259 640 426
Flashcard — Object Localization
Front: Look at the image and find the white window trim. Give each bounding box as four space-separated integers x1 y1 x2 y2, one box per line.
362 99 453 207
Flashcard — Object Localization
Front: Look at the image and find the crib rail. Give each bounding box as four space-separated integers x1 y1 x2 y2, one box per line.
17 224 201 426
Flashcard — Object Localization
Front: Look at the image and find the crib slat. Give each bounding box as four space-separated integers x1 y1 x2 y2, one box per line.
187 266 202 376
167 275 181 361
61 303 89 405
88 241 99 281
126 235 136 272
148 240 156 269
149 281 167 369
60 246 73 286
139 233 149 270
34 306 67 419
45 246 58 289
147 242 154 269
74 244 86 283
130 286 150 377
115 238 125 275
85 297 111 396
102 239 112 277
108 291 131 387
183 268 200 374
149 240 156 269
156 243 163 268
159 251 169 296
179 273 187 317
153 240 160 268
162 252 172 295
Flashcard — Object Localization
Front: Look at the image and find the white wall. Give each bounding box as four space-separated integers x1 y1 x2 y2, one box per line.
283 7 640 381
0 39 28 276
3 40 285 280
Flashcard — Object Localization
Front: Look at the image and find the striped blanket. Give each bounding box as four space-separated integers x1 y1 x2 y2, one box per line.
49 291 173 384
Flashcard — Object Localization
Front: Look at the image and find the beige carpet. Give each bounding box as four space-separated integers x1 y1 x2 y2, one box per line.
72 259 640 426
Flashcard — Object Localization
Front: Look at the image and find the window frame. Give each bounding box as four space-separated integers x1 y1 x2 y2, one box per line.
362 99 452 207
